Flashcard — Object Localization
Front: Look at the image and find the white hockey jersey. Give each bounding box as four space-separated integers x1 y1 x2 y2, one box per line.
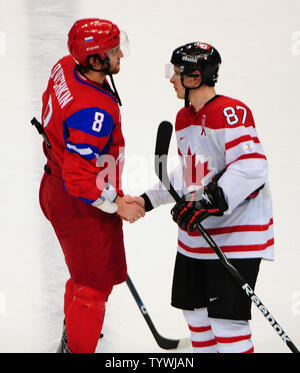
145 95 274 260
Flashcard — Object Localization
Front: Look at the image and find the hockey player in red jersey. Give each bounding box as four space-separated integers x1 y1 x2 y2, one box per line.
38 18 145 353
127 42 274 353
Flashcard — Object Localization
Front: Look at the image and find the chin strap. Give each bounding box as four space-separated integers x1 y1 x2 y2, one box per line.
181 73 203 108
183 83 204 108
88 56 122 106
108 73 122 106
184 88 190 108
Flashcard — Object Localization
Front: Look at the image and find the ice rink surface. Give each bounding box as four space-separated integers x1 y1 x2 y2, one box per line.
0 0 299 354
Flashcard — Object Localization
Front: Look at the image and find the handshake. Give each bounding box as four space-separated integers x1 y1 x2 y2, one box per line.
115 195 146 223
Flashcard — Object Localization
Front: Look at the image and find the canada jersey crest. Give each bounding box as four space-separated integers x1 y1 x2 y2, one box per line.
181 147 215 190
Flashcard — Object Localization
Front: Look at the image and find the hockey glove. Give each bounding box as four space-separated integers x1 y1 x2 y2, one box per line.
171 180 228 233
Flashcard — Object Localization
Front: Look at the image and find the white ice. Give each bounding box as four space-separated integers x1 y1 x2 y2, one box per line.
0 0 300 353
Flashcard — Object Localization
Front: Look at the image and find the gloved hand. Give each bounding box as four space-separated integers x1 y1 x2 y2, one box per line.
171 180 228 233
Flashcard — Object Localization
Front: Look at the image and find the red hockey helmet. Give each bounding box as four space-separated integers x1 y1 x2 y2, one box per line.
67 18 120 66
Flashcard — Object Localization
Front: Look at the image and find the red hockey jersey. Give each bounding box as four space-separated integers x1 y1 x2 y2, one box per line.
145 95 274 260
41 55 125 206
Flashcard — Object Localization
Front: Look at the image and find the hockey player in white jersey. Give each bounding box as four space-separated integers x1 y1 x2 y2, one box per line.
127 42 274 353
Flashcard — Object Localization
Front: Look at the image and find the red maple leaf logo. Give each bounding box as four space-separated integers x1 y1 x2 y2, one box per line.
183 147 213 189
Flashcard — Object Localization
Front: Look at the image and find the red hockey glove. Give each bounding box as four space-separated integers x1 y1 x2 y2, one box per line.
171 180 228 233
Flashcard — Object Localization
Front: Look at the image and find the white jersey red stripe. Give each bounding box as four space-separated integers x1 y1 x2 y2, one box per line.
184 218 273 236
178 238 274 255
225 135 260 151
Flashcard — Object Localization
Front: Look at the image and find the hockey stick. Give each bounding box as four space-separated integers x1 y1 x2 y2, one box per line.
126 274 191 350
154 120 300 354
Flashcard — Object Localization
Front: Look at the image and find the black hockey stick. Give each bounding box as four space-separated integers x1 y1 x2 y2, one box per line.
154 120 300 354
126 274 190 350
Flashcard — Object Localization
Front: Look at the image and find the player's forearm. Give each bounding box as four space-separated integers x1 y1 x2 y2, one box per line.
62 148 124 206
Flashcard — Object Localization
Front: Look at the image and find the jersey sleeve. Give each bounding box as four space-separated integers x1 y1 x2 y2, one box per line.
144 163 184 208
61 106 118 205
217 103 268 214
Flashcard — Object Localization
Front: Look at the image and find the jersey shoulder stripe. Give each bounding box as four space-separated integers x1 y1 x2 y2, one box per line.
65 107 114 138
225 135 260 151
65 141 107 161
227 153 267 167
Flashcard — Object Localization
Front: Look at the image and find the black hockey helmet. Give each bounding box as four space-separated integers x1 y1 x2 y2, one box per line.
171 42 222 87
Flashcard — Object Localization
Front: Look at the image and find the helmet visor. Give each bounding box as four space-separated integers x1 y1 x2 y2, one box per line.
166 63 201 80
108 30 130 58
120 30 130 57
165 63 175 79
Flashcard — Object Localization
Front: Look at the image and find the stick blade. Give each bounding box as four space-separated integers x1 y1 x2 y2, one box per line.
177 337 192 350
155 121 173 157
156 335 191 350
